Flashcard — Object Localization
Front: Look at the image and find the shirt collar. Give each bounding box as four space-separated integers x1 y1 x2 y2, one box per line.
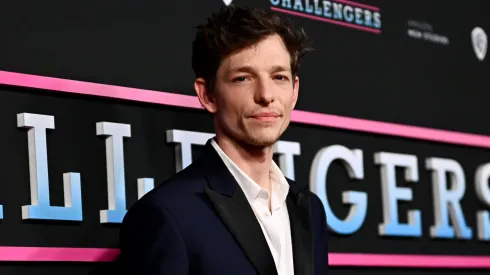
269 160 290 210
211 138 290 206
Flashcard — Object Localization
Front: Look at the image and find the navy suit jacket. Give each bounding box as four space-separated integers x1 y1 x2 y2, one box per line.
118 140 329 275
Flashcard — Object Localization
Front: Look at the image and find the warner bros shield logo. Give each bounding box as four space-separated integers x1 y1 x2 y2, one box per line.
471 27 487 61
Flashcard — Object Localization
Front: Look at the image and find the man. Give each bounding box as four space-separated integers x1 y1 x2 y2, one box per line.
118 6 328 275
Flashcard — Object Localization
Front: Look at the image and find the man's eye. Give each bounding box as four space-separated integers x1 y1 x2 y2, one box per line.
274 75 289 81
233 76 249 82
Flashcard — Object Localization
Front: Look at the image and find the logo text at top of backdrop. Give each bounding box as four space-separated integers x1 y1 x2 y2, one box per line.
270 0 382 34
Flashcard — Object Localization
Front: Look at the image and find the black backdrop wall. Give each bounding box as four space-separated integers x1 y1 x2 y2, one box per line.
0 0 489 274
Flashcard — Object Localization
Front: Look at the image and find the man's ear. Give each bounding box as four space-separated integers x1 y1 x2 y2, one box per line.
292 76 299 110
194 78 217 113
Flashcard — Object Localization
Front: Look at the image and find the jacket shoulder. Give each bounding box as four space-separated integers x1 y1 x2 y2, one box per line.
131 161 206 210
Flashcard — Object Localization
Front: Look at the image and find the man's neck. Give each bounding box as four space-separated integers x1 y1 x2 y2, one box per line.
215 135 274 193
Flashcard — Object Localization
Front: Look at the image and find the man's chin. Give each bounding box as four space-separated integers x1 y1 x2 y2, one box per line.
245 135 280 147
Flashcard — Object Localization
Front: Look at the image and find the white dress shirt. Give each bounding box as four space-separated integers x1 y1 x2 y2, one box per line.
211 139 295 275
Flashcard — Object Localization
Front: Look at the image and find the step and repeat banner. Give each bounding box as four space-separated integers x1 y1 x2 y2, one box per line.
0 0 489 274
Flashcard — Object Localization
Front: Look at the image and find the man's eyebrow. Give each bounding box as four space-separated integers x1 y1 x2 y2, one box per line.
270 65 291 73
227 66 255 74
227 65 291 74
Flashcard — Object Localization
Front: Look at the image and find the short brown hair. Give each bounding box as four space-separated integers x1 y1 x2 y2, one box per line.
191 6 313 89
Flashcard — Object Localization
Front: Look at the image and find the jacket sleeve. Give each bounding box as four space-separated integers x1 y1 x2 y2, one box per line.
118 198 189 275
311 193 329 272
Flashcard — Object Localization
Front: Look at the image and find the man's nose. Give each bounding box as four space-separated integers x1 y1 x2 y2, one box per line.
254 78 274 105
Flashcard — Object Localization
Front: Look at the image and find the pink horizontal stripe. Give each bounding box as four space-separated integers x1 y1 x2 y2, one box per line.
329 253 490 268
291 110 490 148
333 0 380 11
0 70 489 149
0 71 202 109
0 247 119 262
1 247 490 268
271 7 381 34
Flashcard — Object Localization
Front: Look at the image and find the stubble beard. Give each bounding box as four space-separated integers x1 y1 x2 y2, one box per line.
246 130 281 147
237 119 288 149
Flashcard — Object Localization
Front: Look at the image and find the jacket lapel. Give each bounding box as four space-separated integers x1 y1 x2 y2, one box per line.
286 180 314 275
197 140 277 275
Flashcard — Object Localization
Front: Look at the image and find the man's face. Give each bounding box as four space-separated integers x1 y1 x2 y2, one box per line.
206 34 299 147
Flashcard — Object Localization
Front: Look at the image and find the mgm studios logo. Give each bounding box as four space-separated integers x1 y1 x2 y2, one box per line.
407 20 449 46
